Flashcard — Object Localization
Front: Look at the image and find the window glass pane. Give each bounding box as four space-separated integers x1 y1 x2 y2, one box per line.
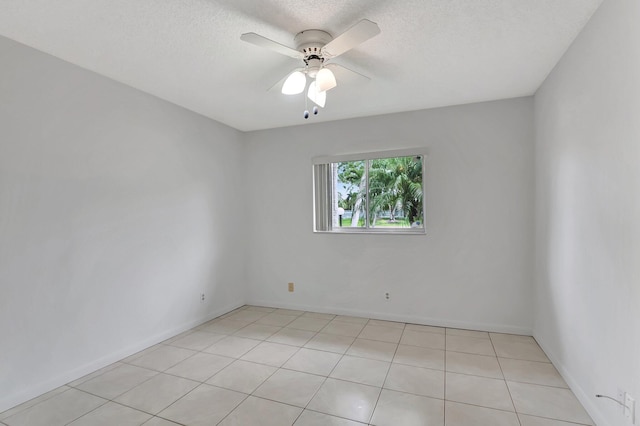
368 156 423 229
334 160 366 228
314 150 425 233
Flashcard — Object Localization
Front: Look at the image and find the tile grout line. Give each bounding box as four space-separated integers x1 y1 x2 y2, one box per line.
157 317 523 424
33 366 179 426
191 312 576 425
71 312 274 424
212 328 305 426
154 316 271 425
6 305 588 426
0 386 72 421
11 312 391 423
238 318 365 422
489 333 522 426
67 365 208 422
57 391 111 425
366 320 404 425
213 310 301 424
291 324 356 422
443 329 447 425
61 399 124 426
146 414 187 426
515 412 592 426
289 317 380 424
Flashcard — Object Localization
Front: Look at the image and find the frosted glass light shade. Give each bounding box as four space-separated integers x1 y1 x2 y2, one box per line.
307 81 326 107
281 71 306 95
316 68 337 92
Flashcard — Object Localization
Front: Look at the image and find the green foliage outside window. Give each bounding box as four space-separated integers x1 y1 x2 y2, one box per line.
336 156 423 229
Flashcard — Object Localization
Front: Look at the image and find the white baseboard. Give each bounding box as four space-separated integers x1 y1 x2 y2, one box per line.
247 299 532 335
0 300 244 414
534 334 608 426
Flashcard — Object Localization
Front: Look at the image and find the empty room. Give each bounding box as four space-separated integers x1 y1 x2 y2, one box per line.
0 0 638 425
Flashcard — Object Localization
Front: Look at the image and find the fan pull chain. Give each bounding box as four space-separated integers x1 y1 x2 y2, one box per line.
303 96 319 119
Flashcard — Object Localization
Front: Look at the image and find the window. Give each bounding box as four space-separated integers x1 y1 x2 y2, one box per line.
313 149 426 233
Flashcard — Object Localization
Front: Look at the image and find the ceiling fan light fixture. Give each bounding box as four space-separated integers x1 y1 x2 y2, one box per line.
307 81 326 107
281 71 306 95
316 67 337 92
240 19 381 117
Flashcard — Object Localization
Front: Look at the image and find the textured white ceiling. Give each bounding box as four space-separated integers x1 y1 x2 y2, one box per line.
0 0 602 131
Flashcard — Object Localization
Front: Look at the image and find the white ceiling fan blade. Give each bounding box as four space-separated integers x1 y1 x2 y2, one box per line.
326 63 371 81
267 68 304 92
321 19 381 59
240 33 303 59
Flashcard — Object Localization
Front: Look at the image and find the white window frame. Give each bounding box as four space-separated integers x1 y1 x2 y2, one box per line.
312 148 428 234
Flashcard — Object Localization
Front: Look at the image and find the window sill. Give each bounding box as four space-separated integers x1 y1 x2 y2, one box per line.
314 227 426 235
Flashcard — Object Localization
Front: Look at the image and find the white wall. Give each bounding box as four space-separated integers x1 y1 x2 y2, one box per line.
0 36 247 411
534 1 640 425
14 4 636 415
244 98 534 333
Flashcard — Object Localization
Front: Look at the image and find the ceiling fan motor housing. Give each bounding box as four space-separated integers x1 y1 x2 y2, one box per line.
294 29 332 52
294 30 332 77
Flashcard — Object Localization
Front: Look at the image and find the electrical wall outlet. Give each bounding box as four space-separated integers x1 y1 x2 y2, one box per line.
625 393 635 424
288 282 294 292
201 293 205 302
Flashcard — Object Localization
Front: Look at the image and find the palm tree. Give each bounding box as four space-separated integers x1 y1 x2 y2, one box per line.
393 156 423 224
368 158 399 226
337 156 423 228
368 156 423 226
337 161 366 227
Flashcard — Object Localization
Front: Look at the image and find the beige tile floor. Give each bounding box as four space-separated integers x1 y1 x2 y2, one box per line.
0 305 594 426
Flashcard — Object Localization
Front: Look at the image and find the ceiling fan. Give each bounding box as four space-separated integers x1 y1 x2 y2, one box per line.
240 19 381 113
